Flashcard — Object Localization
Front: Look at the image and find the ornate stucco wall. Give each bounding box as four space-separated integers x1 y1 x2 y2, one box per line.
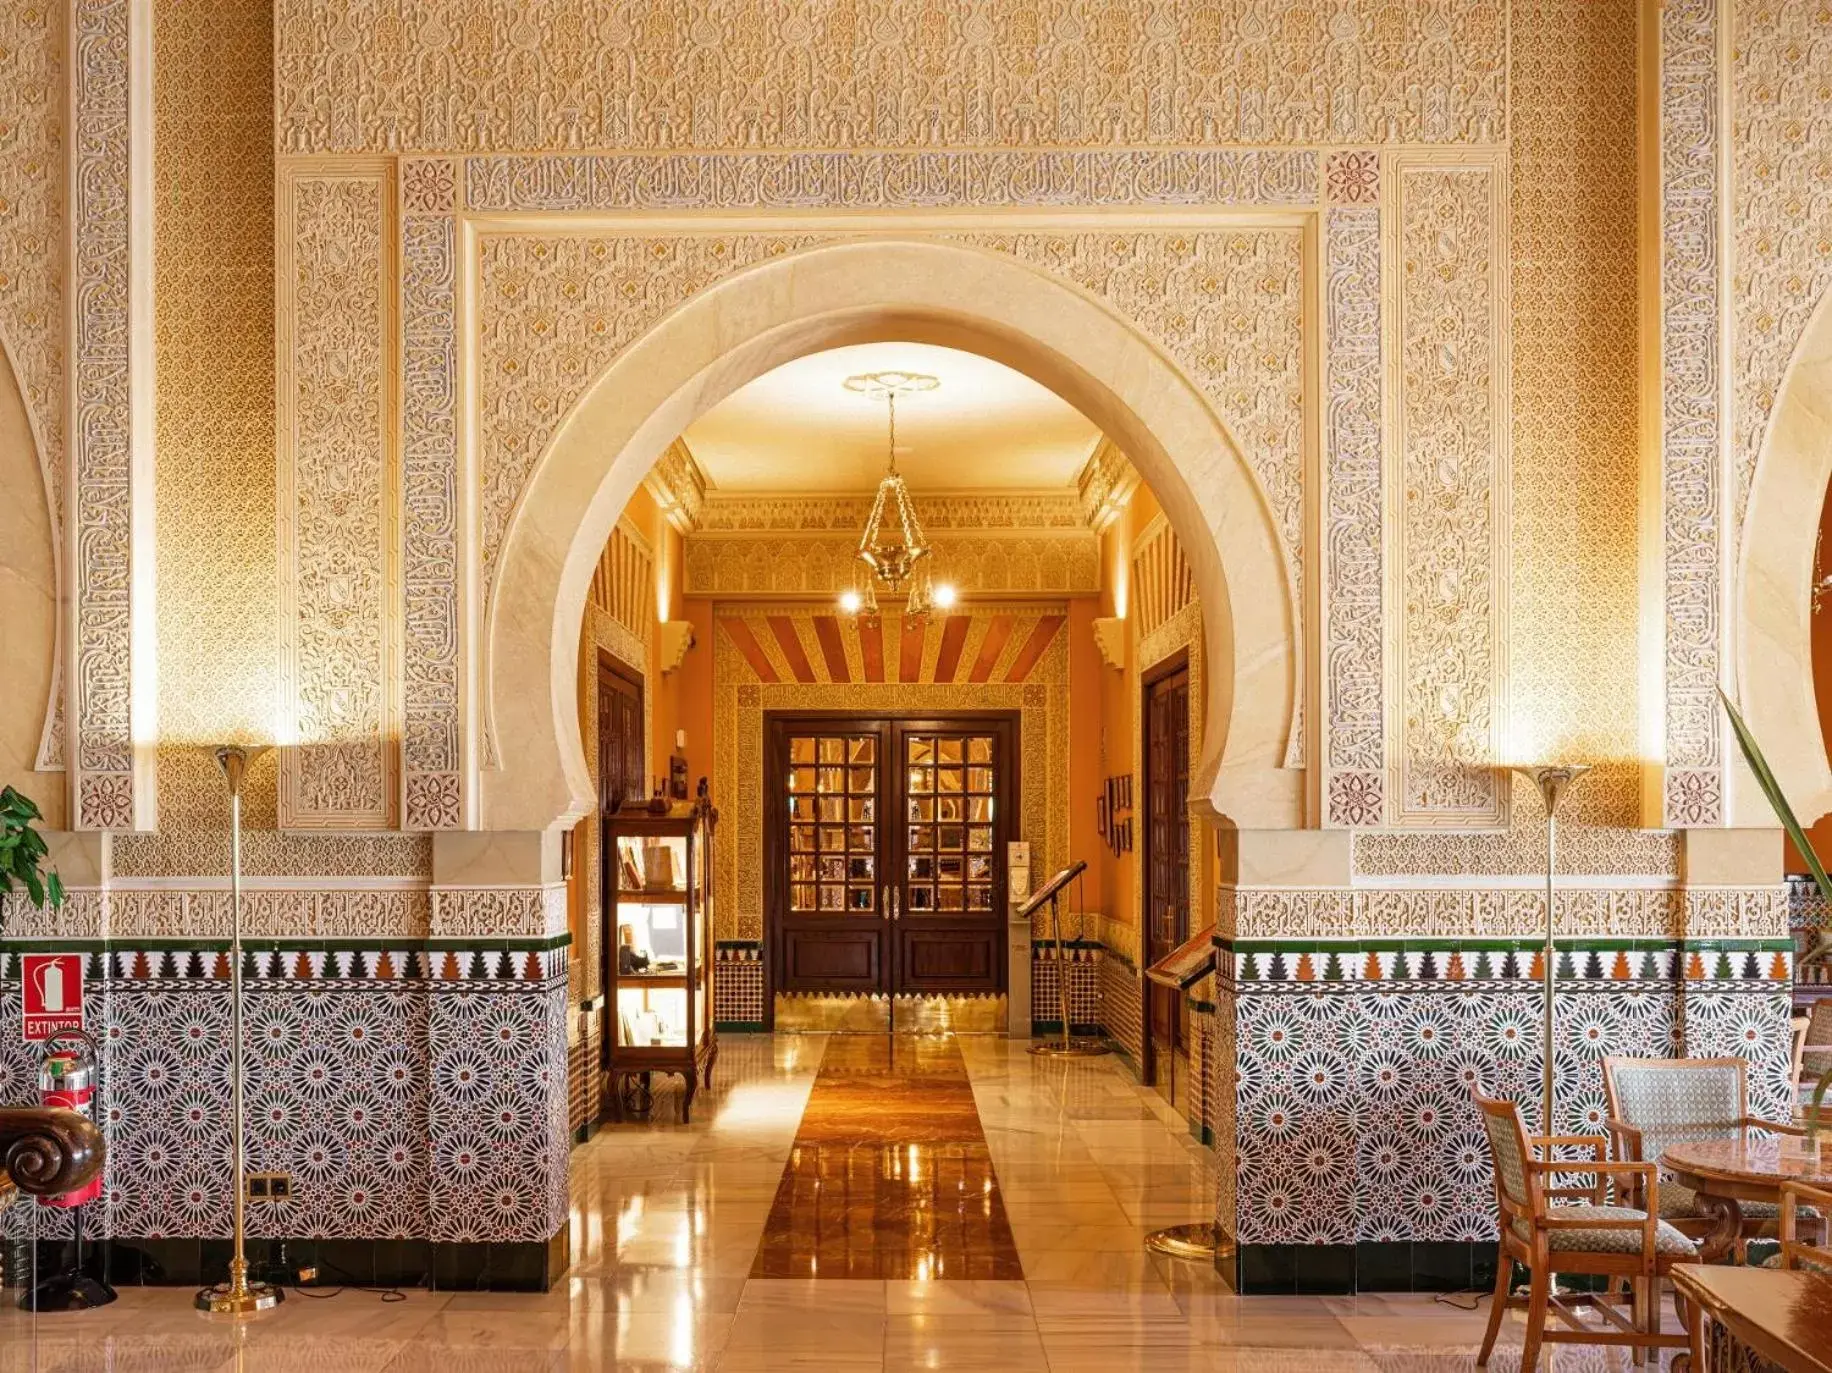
0 0 1824 1281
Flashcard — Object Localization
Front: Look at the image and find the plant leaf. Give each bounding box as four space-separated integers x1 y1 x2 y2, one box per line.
1720 688 1832 910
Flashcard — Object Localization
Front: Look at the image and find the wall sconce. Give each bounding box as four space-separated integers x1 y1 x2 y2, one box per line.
1092 617 1126 671
657 621 695 673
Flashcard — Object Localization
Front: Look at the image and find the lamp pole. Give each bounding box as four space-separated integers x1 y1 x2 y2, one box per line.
1511 765 1589 1136
197 745 282 1315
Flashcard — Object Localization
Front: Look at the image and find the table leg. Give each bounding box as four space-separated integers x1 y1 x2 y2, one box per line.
1693 1191 1744 1264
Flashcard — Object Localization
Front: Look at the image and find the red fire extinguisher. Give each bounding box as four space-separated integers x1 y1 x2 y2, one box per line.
38 1030 102 1208
20 1028 115 1311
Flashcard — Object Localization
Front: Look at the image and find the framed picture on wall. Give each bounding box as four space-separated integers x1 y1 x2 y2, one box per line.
1097 794 1109 839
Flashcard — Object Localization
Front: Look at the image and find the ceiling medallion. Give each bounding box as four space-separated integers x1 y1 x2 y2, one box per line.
837 371 957 623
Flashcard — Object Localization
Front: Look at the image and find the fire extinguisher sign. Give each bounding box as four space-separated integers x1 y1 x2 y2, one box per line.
22 954 84 1042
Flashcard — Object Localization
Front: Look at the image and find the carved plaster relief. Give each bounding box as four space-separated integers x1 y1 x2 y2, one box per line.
1388 157 1508 828
277 163 399 829
685 532 1099 598
69 0 153 830
474 226 1307 620
274 2 1506 156
1224 883 1788 941
1658 0 1728 827
1732 2 1832 554
401 158 463 830
1323 200 1384 827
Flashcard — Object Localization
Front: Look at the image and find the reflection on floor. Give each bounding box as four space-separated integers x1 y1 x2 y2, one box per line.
0 1035 1687 1370
751 1034 1020 1279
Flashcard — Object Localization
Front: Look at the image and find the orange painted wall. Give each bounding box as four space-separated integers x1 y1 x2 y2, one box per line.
1067 596 1107 901
676 596 716 802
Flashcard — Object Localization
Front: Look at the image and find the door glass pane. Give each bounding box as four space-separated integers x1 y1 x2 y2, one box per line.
900 733 998 922
784 732 879 919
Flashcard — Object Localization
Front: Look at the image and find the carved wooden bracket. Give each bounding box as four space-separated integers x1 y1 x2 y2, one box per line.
0 1106 104 1198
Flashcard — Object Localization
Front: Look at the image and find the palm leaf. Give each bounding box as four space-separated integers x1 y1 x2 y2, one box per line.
1720 687 1832 910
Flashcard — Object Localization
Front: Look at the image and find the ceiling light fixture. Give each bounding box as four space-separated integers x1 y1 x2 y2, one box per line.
836 371 954 622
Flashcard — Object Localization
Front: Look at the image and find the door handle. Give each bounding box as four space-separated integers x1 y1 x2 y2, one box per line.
892 887 902 922
881 883 892 921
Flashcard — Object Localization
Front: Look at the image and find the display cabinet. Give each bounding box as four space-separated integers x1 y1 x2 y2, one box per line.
604 800 717 1123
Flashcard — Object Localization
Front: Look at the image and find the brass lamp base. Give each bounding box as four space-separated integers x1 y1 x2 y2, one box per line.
1029 1038 1112 1058
1145 1223 1234 1262
195 1280 283 1315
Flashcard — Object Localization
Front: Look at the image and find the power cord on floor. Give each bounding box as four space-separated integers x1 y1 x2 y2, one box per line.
291 1256 409 1303
1434 1289 1489 1311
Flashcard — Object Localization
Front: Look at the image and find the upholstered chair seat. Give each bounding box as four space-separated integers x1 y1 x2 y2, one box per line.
1518 1204 1698 1257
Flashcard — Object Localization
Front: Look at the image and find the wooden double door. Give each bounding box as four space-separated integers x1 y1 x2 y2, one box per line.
767 713 1017 1001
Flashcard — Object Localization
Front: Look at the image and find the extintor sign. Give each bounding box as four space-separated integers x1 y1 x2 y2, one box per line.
22 953 84 1041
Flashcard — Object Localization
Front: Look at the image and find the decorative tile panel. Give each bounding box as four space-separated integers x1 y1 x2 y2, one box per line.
278 162 399 829
1227 935 1792 1245
0 944 570 1245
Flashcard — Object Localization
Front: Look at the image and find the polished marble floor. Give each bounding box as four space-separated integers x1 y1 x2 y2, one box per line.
1 1035 1688 1370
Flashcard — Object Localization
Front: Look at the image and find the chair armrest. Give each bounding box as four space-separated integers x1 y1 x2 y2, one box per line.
1604 1117 1645 1160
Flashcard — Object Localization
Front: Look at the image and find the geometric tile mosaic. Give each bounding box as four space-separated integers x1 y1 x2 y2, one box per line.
1225 936 1794 1246
0 944 571 1246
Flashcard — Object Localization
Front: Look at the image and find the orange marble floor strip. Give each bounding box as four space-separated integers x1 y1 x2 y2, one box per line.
749 1035 1023 1280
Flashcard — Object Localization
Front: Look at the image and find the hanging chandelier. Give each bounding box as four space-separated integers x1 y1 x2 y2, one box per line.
837 371 956 621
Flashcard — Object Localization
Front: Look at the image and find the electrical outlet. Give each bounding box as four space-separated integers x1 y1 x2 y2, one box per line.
246 1171 294 1204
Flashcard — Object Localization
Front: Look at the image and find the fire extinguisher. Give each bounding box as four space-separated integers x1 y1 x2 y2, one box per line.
21 1029 114 1310
38 1030 102 1209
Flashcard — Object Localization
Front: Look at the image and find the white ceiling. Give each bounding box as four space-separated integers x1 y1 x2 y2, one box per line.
680 342 1101 492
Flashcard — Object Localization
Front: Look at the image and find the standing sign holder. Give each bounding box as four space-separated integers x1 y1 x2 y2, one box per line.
1141 927 1232 1263
20 1028 116 1311
1019 862 1110 1058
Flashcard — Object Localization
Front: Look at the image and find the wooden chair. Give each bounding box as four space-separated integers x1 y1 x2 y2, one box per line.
1474 1091 1697 1370
1801 999 1832 1096
1773 1181 1832 1274
1602 1055 1813 1259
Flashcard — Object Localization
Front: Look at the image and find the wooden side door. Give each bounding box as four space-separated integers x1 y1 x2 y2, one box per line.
889 717 1016 998
768 717 891 996
598 656 644 811
1144 660 1191 1059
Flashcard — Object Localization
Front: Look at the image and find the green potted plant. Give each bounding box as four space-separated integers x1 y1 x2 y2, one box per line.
1720 689 1832 1141
0 785 65 923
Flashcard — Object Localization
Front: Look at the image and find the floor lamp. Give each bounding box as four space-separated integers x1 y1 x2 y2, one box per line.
197 745 282 1315
1510 764 1589 1136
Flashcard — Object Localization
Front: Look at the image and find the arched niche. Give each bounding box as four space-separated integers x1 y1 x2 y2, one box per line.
484 239 1301 835
1739 287 1832 826
0 328 64 826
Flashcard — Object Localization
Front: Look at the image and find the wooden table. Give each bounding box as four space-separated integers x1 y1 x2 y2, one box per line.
1671 1262 1832 1373
1663 1136 1832 1263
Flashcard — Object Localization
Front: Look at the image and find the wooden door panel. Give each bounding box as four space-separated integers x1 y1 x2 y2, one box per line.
782 928 881 990
890 721 1011 1000
896 928 998 990
1144 664 1191 1057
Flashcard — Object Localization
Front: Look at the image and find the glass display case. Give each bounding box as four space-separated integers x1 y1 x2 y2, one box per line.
605 799 716 1122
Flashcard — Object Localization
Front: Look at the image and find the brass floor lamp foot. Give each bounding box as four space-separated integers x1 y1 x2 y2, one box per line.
1145 1223 1233 1261
195 1280 284 1315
